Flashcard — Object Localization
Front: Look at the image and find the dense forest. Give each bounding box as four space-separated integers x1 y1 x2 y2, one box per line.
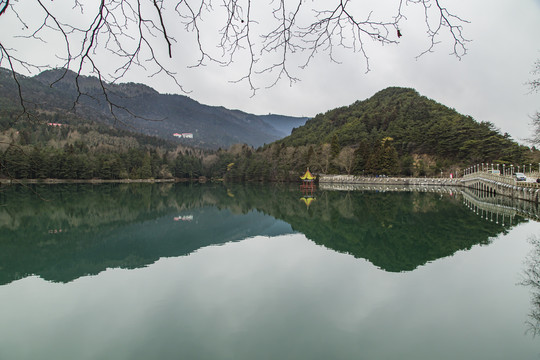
269 87 531 177
0 86 535 181
0 105 207 180
219 87 535 180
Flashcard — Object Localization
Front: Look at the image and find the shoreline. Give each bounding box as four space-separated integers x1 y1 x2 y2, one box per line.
0 175 458 186
0 178 180 185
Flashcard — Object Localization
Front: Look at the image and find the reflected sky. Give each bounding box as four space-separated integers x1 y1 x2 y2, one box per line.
1 221 538 360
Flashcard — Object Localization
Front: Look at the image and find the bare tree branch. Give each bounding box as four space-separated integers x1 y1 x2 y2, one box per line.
520 235 540 337
414 0 470 59
527 59 540 146
152 0 172 57
0 42 41 121
529 59 540 93
0 0 8 16
0 0 470 120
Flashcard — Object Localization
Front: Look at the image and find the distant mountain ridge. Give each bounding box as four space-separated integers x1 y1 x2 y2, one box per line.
0 68 308 148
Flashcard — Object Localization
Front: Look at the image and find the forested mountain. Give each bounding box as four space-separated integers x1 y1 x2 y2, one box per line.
281 87 523 158
0 68 308 148
256 87 530 177
213 87 534 181
0 73 533 181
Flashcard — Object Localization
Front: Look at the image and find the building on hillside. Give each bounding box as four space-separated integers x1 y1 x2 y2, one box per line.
173 132 194 139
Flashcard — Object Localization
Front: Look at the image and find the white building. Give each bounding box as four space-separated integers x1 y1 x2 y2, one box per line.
173 133 193 139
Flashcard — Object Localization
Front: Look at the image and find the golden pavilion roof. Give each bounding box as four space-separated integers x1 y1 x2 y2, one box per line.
300 197 316 207
300 169 315 180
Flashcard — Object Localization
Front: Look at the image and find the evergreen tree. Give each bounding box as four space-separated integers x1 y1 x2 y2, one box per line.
140 153 153 179
330 134 341 158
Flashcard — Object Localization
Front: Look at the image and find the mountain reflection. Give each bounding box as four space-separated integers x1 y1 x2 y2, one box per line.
0 183 526 284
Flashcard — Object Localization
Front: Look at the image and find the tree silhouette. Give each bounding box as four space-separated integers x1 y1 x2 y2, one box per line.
520 235 540 337
0 0 469 119
528 59 540 146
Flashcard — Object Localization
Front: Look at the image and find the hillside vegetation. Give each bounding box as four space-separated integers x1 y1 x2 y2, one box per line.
262 87 530 177
0 68 307 149
0 79 533 181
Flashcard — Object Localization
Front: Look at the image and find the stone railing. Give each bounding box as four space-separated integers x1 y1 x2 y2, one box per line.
319 175 460 186
463 173 515 186
463 172 540 189
318 173 540 203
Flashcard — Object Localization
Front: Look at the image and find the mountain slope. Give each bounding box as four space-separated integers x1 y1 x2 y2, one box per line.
277 87 526 164
0 68 308 148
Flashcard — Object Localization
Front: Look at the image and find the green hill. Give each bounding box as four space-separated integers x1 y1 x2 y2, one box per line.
278 87 527 166
218 87 531 180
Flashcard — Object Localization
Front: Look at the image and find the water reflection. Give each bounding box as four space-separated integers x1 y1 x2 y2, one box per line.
0 183 294 285
521 235 540 336
0 183 531 284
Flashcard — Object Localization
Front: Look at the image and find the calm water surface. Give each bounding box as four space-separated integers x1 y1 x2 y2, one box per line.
0 183 539 359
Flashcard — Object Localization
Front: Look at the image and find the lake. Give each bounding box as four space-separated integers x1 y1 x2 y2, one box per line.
0 183 539 359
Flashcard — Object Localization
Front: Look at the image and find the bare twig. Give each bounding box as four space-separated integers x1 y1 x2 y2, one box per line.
519 235 540 337
1 0 469 115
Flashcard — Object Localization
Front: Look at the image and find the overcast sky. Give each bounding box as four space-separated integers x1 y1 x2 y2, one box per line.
2 0 540 144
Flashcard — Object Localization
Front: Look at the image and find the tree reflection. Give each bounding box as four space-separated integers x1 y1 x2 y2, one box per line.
521 235 540 337
0 183 528 284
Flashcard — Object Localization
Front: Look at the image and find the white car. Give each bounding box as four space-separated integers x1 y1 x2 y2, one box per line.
514 172 526 181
